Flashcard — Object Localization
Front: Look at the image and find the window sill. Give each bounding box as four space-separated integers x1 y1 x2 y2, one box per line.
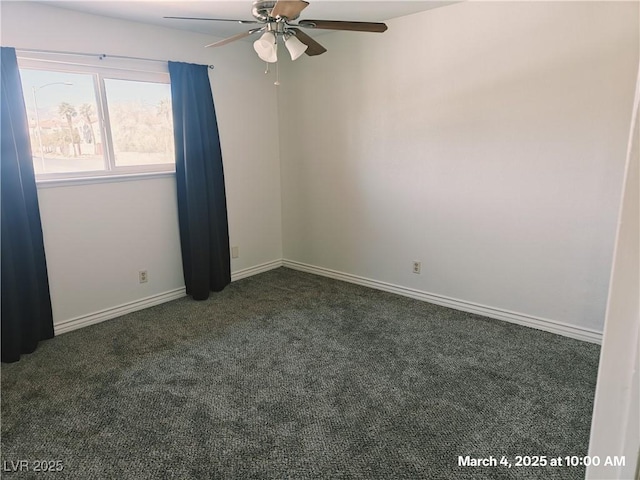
36 170 175 189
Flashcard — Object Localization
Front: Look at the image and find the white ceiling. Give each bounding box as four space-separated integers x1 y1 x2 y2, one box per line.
40 1 455 40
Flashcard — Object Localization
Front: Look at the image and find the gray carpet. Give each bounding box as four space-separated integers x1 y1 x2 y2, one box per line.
2 268 600 479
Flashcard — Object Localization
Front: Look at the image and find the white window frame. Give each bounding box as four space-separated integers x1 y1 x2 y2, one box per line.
17 53 175 184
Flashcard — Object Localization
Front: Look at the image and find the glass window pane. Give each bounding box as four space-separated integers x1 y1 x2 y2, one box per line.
104 79 174 167
20 69 105 175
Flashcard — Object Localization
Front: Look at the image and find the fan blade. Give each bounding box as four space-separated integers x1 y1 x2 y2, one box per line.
205 30 257 48
271 0 309 20
289 28 327 56
298 20 387 33
164 16 260 24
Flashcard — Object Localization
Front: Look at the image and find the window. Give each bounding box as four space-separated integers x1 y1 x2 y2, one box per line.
17 53 175 181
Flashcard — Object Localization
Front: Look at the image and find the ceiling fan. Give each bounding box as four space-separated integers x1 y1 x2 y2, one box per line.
165 0 388 63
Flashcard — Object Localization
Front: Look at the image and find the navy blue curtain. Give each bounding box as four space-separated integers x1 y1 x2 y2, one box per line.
1 47 55 363
168 61 230 300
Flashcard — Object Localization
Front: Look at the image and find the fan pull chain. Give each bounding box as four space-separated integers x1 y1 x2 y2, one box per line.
264 62 270 74
274 61 280 86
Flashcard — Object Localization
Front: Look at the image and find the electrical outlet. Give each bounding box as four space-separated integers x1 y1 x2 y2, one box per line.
139 270 148 284
231 246 239 259
412 261 421 274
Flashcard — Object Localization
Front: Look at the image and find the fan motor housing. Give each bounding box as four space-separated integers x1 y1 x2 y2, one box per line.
252 0 302 22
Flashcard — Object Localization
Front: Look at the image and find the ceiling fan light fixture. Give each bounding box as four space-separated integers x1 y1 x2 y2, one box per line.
284 34 308 61
253 31 278 63
170 0 390 67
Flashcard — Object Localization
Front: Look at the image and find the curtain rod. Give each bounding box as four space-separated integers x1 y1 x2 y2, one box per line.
16 48 214 69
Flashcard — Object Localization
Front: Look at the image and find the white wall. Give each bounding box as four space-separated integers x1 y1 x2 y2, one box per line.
279 1 639 335
1 1 283 328
587 65 640 480
2 1 638 339
36 178 185 324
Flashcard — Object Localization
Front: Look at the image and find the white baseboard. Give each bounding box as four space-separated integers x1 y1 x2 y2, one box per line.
54 260 285 335
283 259 603 345
54 287 187 335
231 259 283 282
54 258 603 345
